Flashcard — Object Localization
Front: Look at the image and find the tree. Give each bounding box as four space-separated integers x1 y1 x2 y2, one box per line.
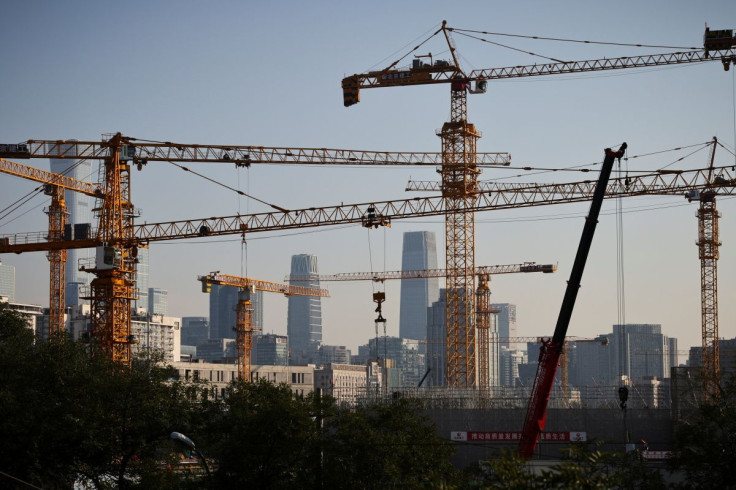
201 378 319 489
322 398 459 488
668 376 736 489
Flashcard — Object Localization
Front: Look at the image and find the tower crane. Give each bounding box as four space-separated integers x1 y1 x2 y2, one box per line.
198 272 329 381
2 148 735 366
288 262 556 388
342 21 736 387
0 135 508 364
0 158 102 335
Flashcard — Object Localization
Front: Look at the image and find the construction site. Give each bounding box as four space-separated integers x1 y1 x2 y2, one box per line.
2 5 736 466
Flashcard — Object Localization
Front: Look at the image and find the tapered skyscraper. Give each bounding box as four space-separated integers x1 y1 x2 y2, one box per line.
287 254 322 364
49 143 94 306
399 231 439 340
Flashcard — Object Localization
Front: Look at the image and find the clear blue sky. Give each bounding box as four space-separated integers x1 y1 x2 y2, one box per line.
1 1 735 356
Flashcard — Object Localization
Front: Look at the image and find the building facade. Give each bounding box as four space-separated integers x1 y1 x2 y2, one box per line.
253 334 289 366
314 362 382 406
490 303 517 350
148 288 168 317
287 254 322 364
130 313 181 362
134 248 149 314
181 316 209 346
399 231 439 341
0 260 15 303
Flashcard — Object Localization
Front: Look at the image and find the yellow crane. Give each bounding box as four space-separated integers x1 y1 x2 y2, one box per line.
198 272 329 381
342 21 736 387
2 148 735 367
288 262 556 388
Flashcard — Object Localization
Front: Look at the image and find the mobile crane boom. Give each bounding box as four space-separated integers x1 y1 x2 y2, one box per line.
518 143 627 459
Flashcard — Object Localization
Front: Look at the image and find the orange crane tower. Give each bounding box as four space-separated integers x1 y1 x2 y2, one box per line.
288 262 557 388
0 158 102 335
2 145 736 365
342 21 736 387
0 135 507 363
198 273 329 381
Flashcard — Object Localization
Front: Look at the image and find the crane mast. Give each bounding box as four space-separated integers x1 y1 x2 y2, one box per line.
199 273 329 380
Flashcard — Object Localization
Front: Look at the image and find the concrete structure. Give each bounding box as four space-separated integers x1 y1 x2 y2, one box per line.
130 313 181 362
253 334 289 366
196 339 237 363
287 254 322 364
0 260 15 303
399 231 439 341
147 288 168 317
181 316 209 346
172 361 315 399
50 144 94 307
315 362 382 406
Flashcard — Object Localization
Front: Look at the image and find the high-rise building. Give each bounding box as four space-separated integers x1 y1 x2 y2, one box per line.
0 260 15 303
611 324 672 383
181 316 209 346
208 284 263 340
50 144 94 307
399 231 439 341
491 303 517 349
148 288 168 316
134 248 150 314
319 344 351 365
253 334 289 366
426 289 447 387
287 254 322 364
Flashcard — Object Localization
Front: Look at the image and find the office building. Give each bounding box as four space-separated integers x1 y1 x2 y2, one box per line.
319 344 351 365
287 254 322 364
130 313 181 362
148 288 168 316
366 336 424 386
209 284 263 340
399 231 439 341
50 143 94 306
611 324 671 382
491 303 517 349
0 260 15 303
315 362 382 406
181 316 209 346
426 289 447 387
134 248 149 314
253 334 289 366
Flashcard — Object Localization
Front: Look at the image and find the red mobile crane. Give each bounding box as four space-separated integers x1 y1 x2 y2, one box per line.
518 143 627 458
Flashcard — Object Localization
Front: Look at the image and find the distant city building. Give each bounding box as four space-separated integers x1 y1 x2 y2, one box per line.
399 231 439 341
611 324 672 383
491 303 517 350
426 289 448 387
254 334 289 366
287 254 322 364
0 260 15 303
131 313 181 362
500 348 527 387
148 288 168 316
569 337 614 387
319 344 351 365
688 336 736 380
351 344 372 366
315 362 382 406
4 299 44 337
196 339 237 363
50 143 94 307
367 336 424 387
134 248 149 314
208 284 263 341
181 316 209 346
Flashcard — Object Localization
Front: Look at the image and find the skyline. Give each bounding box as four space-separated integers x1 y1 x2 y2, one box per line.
1 1 736 353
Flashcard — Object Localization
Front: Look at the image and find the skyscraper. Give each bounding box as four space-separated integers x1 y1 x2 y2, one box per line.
399 231 439 340
49 143 94 306
134 248 149 314
287 254 322 364
0 260 15 302
611 323 670 382
209 284 264 340
148 288 168 316
491 303 517 349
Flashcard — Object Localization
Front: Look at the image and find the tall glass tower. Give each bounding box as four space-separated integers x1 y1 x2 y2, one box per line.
0 260 15 302
209 284 263 340
287 254 322 364
399 231 439 340
49 143 94 306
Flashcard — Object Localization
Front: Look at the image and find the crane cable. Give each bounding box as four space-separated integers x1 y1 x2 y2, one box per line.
615 148 629 383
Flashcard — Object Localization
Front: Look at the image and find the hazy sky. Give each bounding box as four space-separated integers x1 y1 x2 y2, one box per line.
1 1 735 356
